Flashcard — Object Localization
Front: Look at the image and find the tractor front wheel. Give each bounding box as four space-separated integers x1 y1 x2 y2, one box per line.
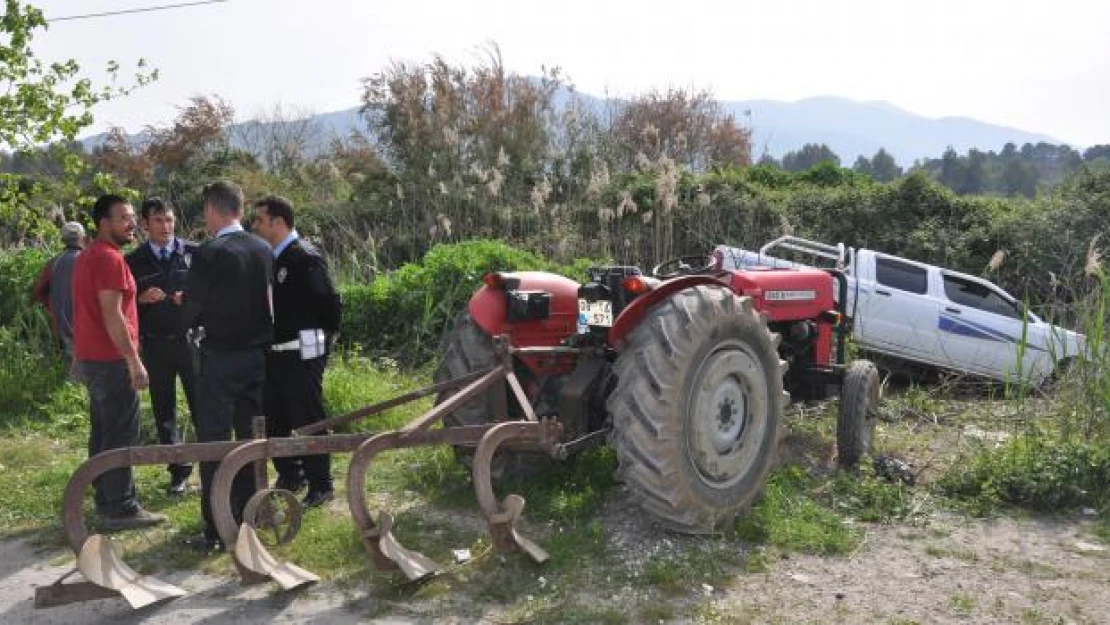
836 359 881 468
606 286 788 534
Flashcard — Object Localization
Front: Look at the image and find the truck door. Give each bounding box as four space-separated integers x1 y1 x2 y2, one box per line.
937 272 1045 382
854 255 941 362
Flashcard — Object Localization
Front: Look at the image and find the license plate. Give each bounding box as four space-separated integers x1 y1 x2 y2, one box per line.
578 298 613 327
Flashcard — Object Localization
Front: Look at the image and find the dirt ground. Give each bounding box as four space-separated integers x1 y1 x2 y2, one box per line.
3 496 1108 625
704 511 1110 624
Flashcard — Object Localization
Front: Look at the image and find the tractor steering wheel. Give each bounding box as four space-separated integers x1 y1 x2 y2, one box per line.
651 254 715 279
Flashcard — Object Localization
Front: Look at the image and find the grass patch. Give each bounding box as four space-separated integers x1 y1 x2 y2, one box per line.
324 350 432 431
639 601 676 622
827 463 927 523
732 465 861 555
492 446 619 525
0 435 84 535
936 432 1110 515
641 544 745 596
950 592 976 613
989 555 1062 579
924 545 980 562
1092 519 1110 545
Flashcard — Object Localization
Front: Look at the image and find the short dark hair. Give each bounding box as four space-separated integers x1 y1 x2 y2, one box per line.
255 195 295 229
140 196 174 220
201 180 244 216
92 194 129 226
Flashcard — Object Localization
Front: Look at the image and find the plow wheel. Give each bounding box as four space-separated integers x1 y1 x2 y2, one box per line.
434 312 550 478
243 488 303 547
836 359 881 468
607 286 788 534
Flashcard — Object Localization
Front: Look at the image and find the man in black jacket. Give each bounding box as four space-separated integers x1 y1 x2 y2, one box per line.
126 198 199 495
251 195 341 507
183 181 274 550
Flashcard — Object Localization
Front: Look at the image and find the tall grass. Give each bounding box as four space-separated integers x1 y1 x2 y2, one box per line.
938 266 1110 514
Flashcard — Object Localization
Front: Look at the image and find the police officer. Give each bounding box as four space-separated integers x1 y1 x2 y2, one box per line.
251 195 341 507
183 181 274 550
125 198 199 495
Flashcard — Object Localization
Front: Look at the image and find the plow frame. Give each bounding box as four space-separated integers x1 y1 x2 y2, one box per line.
36 336 581 610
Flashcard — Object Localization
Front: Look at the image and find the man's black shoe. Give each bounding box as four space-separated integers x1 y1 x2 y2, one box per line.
101 506 167 531
302 488 334 508
168 475 190 496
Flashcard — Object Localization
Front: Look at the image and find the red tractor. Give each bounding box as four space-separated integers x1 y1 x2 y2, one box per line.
435 253 880 534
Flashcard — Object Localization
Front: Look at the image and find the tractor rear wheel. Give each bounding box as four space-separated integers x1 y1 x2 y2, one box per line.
433 312 550 478
836 359 880 468
606 286 788 534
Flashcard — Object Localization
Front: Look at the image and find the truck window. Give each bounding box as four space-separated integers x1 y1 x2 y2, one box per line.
875 257 927 294
942 274 1022 320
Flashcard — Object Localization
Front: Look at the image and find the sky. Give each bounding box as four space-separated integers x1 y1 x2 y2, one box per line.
28 0 1110 147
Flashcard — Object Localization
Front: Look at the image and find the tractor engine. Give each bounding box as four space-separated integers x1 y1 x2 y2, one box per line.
725 267 848 399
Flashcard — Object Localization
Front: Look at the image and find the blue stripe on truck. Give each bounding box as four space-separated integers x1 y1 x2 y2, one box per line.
937 314 1044 352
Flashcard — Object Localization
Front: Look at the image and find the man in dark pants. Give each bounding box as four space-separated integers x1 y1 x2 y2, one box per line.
126 198 199 495
251 196 342 507
182 181 274 550
72 195 166 530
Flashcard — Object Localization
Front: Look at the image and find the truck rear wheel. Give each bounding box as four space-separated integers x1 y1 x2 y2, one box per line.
606 286 788 534
433 312 550 478
836 359 880 468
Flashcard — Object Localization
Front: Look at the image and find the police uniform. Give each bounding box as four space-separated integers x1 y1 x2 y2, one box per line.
265 234 341 501
126 237 199 489
182 224 274 545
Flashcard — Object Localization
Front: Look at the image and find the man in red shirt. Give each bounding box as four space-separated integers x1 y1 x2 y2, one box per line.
72 194 167 530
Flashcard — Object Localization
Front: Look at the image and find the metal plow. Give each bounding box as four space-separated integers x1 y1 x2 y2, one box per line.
36 337 575 610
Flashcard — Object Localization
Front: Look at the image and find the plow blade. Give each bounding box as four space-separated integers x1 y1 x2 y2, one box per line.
473 422 559 564
493 494 548 564
234 522 319 590
33 534 186 609
211 437 366 588
346 429 486 580
346 421 561 579
44 443 243 609
367 511 442 581
77 535 186 608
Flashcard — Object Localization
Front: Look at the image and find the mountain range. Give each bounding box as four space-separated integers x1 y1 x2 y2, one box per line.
83 94 1067 168
732 96 1063 166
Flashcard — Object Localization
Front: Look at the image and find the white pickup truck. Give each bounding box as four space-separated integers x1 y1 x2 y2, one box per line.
712 236 1086 387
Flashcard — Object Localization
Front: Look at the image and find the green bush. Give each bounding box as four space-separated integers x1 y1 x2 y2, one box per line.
0 327 66 422
0 247 51 329
937 434 1110 513
338 239 594 365
0 249 77 427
